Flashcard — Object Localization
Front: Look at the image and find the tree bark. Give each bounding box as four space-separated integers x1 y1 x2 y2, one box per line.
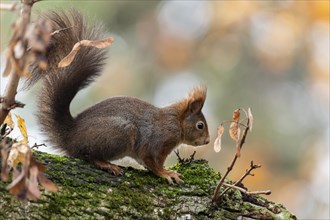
0 151 296 219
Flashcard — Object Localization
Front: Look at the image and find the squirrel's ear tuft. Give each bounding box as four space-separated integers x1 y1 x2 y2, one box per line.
187 85 207 115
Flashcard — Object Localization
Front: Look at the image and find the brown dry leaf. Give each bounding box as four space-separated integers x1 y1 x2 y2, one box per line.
229 122 240 142
14 114 28 143
7 167 25 193
248 107 253 131
58 37 113 68
232 108 240 121
229 109 240 142
1 147 11 181
8 174 27 202
7 143 30 168
31 159 46 172
214 125 224 153
4 112 15 129
27 166 41 200
38 173 58 192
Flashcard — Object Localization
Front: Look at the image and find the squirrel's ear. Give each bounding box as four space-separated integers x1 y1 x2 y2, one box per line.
188 99 204 115
186 85 207 115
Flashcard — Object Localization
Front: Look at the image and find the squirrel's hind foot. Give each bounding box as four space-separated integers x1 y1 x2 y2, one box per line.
94 160 123 176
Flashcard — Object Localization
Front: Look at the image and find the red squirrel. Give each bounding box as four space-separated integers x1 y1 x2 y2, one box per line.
28 10 210 184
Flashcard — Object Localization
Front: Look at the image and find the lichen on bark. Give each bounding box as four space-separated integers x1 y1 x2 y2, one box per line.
0 150 296 219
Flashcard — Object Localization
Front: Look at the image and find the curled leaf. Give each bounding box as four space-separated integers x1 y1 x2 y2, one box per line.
229 109 240 142
27 166 41 201
38 174 58 192
7 143 30 168
232 108 240 121
58 37 114 68
248 107 253 131
214 125 224 153
229 122 240 142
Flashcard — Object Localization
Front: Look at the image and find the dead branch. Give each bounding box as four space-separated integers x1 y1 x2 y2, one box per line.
0 3 19 11
223 183 271 196
174 149 197 165
218 161 268 198
0 0 39 125
212 111 251 203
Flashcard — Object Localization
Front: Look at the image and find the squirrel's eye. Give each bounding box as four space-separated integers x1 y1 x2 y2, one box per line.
196 121 204 130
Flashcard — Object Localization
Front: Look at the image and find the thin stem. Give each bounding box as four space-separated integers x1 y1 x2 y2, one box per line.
223 183 271 196
218 161 261 198
0 0 38 125
212 116 250 203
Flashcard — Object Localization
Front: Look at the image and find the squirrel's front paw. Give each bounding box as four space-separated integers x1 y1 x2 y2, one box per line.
94 160 123 176
160 170 184 184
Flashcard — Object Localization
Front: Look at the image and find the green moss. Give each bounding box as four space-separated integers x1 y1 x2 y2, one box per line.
0 151 297 219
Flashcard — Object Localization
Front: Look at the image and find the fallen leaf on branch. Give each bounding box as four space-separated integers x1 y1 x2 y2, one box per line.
58 37 114 68
214 125 224 153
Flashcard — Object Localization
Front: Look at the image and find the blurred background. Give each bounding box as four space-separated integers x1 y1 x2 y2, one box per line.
1 1 329 219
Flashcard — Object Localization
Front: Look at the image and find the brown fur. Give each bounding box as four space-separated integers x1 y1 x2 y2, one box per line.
29 10 210 184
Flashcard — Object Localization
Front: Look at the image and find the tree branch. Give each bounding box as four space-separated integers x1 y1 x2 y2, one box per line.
0 0 38 124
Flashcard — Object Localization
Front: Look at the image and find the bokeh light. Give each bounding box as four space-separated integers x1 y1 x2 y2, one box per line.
1 1 329 219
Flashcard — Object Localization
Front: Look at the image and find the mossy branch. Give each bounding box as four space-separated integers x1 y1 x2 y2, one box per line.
1 151 296 219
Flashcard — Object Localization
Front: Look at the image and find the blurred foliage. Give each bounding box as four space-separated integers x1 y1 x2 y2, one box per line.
1 1 329 219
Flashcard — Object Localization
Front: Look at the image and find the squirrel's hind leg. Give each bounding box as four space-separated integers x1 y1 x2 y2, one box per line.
94 160 123 176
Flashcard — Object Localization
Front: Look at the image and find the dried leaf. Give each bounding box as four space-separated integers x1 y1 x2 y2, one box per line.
38 173 58 192
229 122 240 142
7 167 25 192
14 114 28 143
232 108 240 122
58 37 113 68
81 37 114 49
229 109 241 142
214 125 224 153
27 166 41 200
7 143 30 168
8 174 28 202
248 107 253 131
4 112 15 129
1 148 10 181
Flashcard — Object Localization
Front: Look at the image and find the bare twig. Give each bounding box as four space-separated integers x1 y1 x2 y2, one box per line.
0 0 39 125
174 149 184 163
223 183 271 196
31 143 46 149
174 150 197 165
212 114 250 203
50 26 73 36
0 3 19 11
218 161 262 198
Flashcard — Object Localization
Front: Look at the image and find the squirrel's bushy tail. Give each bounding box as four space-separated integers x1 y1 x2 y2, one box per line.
29 10 107 148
